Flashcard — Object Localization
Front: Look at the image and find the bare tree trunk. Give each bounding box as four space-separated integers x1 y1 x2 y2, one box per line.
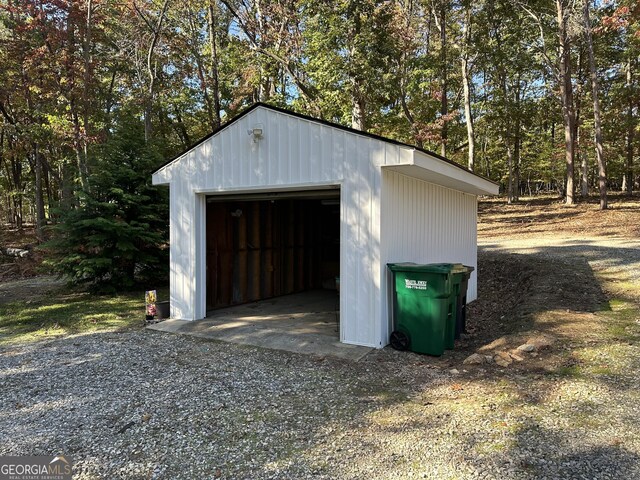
43 163 54 214
144 81 154 143
65 7 90 193
0 129 6 224
194 50 215 128
513 79 521 201
10 152 23 229
557 0 576 205
207 0 222 129
482 135 490 178
506 141 515 204
398 0 423 148
578 116 587 198
348 4 366 131
15 194 22 229
583 0 607 209
461 4 474 171
33 145 45 241
462 62 474 170
574 50 588 198
400 95 423 149
580 127 588 197
513 132 521 200
185 3 215 129
61 160 74 210
173 106 191 147
81 0 93 191
500 70 516 203
624 57 634 195
104 68 117 135
439 2 447 157
139 0 171 143
71 107 90 193
351 84 367 131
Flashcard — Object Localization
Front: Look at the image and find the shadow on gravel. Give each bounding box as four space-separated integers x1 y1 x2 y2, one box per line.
479 210 578 226
470 241 640 347
463 421 640 479
0 330 439 479
465 248 608 343
460 244 640 376
481 240 640 273
443 244 640 479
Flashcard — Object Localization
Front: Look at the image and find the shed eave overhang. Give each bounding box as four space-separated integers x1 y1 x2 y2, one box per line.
382 150 499 196
152 175 170 186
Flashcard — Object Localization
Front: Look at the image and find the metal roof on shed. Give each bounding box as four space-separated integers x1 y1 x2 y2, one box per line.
152 102 499 196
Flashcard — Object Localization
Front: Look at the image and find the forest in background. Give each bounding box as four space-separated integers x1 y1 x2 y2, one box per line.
0 0 639 239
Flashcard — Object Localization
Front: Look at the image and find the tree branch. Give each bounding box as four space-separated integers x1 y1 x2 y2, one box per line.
0 102 17 126
516 1 557 81
220 0 320 105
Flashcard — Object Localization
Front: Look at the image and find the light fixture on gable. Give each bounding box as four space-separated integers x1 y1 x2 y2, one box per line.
247 124 264 142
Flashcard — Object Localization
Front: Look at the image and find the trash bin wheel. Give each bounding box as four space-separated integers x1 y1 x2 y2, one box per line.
390 331 410 351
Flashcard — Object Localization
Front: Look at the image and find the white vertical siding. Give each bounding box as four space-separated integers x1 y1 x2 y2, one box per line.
153 106 481 348
380 169 478 344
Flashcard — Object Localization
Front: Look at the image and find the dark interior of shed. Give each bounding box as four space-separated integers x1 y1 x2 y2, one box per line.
205 191 340 312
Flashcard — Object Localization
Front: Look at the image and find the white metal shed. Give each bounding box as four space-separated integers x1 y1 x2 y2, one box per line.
152 103 498 348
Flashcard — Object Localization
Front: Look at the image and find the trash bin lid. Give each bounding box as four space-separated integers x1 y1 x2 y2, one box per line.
387 262 456 274
428 263 475 274
429 262 465 273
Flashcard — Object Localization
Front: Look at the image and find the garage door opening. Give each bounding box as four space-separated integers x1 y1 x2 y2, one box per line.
205 189 341 321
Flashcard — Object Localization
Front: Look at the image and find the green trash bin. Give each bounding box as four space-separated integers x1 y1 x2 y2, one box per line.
427 264 475 345
430 263 469 349
388 263 456 356
436 264 474 338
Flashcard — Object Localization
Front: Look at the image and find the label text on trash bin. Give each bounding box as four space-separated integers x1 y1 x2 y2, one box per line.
404 279 427 290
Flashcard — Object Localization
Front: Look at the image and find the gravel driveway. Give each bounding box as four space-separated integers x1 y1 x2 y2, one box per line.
2 236 640 479
1 331 444 479
479 236 640 286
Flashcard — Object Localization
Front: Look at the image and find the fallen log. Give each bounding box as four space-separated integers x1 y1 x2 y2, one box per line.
0 247 30 258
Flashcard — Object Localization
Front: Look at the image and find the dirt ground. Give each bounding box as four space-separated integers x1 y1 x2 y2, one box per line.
0 224 42 281
478 193 640 239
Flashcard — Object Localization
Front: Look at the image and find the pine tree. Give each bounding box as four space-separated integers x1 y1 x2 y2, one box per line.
42 117 169 292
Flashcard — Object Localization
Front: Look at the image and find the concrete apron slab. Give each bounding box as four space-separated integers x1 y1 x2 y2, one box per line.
146 291 373 362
